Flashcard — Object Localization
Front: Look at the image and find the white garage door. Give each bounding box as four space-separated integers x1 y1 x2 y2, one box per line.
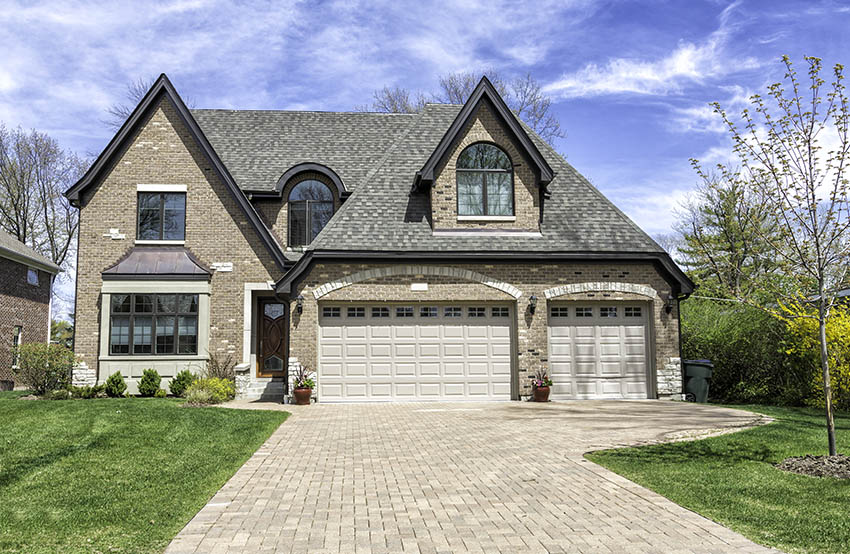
318 303 513 402
548 302 649 399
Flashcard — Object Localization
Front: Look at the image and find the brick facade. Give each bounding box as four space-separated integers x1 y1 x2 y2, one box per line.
288 261 681 398
0 257 51 383
431 101 539 230
75 97 278 381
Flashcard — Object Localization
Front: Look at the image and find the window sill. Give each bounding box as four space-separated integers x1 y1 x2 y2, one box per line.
135 240 186 246
457 215 516 222
99 354 208 362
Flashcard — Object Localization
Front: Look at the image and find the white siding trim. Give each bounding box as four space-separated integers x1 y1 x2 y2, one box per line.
136 184 187 192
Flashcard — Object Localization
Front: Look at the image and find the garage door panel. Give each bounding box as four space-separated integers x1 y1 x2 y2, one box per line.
549 303 649 400
319 303 513 401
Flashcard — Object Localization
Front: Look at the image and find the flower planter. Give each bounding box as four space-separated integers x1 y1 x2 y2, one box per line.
293 387 312 405
533 386 550 402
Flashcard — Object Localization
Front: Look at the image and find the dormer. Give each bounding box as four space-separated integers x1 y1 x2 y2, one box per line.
413 77 554 231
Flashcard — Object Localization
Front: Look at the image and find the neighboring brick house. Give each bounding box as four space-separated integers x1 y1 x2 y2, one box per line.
0 230 60 386
65 74 693 401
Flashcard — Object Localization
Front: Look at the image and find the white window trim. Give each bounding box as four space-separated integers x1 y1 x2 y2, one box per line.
137 184 187 193
134 240 186 246
457 215 516 222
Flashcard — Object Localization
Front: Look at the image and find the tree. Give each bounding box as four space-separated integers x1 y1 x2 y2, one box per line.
0 124 85 268
362 71 565 144
676 170 780 299
104 77 195 131
652 232 683 258
51 319 74 349
692 56 850 455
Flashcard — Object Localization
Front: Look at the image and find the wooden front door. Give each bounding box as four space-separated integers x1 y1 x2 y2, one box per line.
258 299 288 378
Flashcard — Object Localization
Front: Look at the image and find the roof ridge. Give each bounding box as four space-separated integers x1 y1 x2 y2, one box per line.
190 108 419 116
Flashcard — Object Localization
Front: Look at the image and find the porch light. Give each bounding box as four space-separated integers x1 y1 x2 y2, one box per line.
296 294 304 314
528 295 538 315
663 292 674 314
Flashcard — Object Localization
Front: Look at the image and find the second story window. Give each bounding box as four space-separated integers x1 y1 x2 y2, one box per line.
456 143 513 217
138 192 186 241
27 268 38 286
288 179 334 246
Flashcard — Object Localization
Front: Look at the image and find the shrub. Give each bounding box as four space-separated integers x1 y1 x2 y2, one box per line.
185 377 235 405
46 389 71 400
138 369 161 397
784 305 850 411
12 343 74 395
154 388 167 398
168 370 196 397
681 298 808 405
205 352 236 382
71 384 105 399
105 371 127 398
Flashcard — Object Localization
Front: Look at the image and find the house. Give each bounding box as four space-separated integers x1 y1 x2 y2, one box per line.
65 74 693 401
0 229 60 387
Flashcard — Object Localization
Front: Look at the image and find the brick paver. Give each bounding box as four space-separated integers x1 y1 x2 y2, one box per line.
166 401 779 553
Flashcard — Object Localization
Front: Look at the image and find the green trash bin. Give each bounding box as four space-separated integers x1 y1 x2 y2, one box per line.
684 359 713 403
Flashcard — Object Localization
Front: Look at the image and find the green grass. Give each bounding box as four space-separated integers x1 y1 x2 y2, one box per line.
586 405 850 554
0 391 288 553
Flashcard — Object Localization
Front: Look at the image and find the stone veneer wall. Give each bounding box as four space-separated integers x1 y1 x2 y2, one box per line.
74 97 279 383
0 258 51 384
430 100 539 230
288 261 682 398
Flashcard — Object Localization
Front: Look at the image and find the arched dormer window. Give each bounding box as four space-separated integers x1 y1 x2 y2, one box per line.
456 143 513 216
288 179 334 246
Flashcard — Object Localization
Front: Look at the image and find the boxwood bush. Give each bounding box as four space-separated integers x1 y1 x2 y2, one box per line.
138 369 161 398
105 371 127 397
168 370 196 398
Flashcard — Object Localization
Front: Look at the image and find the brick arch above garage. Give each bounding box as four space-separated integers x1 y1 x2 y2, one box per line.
543 281 658 300
311 265 523 300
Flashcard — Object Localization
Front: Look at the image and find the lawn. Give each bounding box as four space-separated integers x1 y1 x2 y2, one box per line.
0 391 288 553
587 405 850 554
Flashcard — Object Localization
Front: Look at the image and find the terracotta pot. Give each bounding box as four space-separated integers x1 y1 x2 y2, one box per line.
293 388 312 405
533 386 550 402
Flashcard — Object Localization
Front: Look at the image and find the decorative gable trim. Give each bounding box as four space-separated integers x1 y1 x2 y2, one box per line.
312 265 523 299
63 74 288 270
544 282 658 300
412 76 554 192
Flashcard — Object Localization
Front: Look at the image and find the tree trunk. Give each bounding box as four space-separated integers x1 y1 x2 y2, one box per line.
817 312 837 456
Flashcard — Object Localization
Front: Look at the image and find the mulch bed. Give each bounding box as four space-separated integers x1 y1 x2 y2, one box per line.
776 454 850 479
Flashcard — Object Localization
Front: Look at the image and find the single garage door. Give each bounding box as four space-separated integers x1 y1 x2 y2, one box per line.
318 303 513 401
548 302 649 399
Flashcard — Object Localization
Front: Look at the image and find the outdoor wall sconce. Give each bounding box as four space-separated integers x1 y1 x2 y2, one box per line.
528 295 538 315
296 294 304 314
663 292 674 314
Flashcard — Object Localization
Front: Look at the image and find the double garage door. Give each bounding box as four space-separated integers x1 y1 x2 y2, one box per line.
548 302 650 399
318 303 513 401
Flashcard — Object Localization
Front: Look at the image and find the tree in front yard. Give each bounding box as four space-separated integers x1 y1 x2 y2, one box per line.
13 343 75 395
691 56 850 455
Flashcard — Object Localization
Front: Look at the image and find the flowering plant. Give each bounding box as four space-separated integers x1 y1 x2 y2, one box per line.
292 366 316 390
531 369 553 388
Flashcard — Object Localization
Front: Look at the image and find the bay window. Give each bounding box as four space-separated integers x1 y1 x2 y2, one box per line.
109 293 198 355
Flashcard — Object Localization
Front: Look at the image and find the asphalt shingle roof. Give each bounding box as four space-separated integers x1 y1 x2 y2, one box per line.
192 104 664 255
0 229 60 273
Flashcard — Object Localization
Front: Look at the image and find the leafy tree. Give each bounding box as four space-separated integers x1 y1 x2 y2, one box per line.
692 56 850 455
361 71 565 144
676 170 780 299
50 319 74 349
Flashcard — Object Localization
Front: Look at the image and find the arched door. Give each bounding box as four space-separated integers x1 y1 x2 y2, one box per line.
258 299 288 378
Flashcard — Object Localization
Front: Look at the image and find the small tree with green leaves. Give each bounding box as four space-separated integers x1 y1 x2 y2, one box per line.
12 343 75 395
691 56 850 455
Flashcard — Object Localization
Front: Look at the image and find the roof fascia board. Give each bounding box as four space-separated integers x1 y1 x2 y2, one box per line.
64 74 289 271
275 249 693 296
413 76 554 192
0 246 61 274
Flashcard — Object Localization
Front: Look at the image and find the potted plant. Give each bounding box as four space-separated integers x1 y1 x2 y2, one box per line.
291 366 315 405
532 369 553 402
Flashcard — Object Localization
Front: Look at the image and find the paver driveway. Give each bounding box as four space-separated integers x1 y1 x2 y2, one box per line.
167 401 778 554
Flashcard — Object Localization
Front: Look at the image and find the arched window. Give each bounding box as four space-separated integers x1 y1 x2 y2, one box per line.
456 143 513 216
288 179 334 246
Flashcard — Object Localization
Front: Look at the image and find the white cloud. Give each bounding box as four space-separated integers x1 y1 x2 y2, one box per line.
669 85 752 134
543 1 760 99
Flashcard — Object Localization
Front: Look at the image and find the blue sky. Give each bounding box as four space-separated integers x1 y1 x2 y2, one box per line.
0 0 847 239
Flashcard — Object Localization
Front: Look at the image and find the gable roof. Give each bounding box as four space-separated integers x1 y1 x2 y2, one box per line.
0 229 61 274
63 74 289 270
412 76 554 192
